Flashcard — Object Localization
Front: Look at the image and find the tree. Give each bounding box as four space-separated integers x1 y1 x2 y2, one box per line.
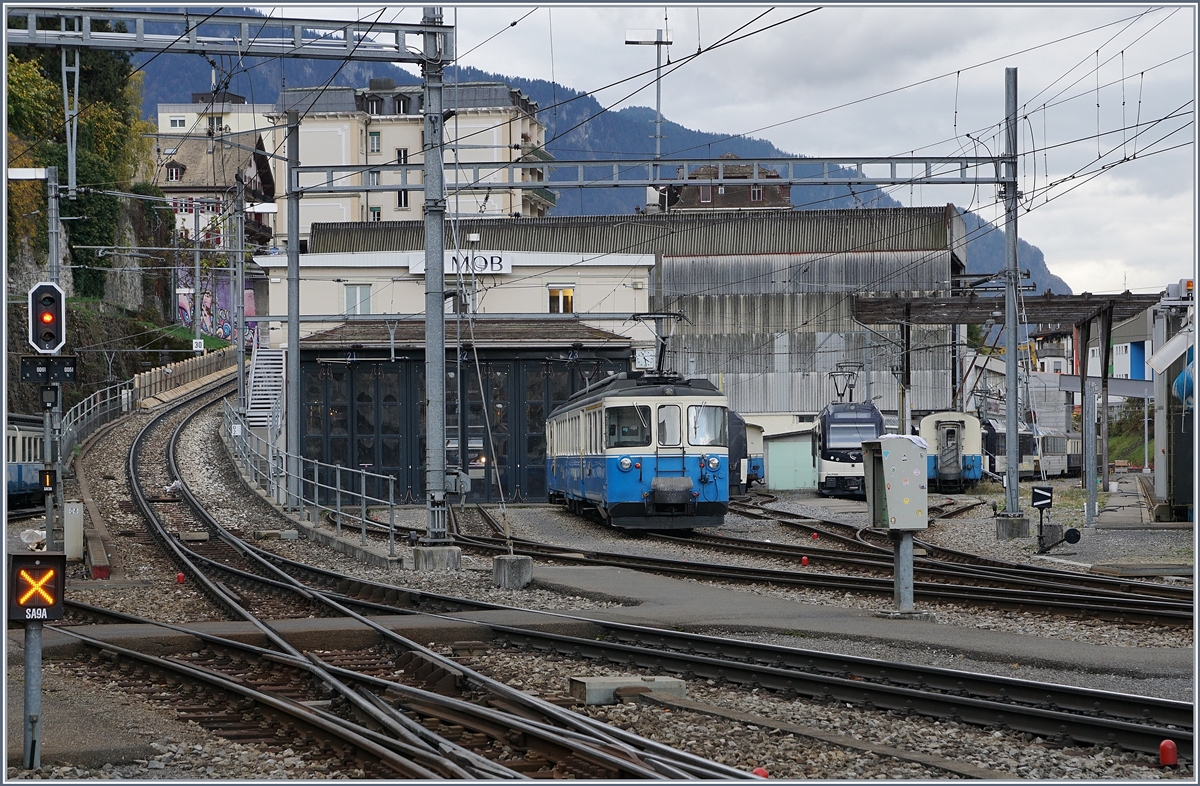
6 54 58 140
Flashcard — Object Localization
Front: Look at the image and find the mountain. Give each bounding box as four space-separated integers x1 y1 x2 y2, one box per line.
131 9 1071 295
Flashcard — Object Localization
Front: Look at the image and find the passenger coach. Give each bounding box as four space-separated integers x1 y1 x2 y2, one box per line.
547 372 730 529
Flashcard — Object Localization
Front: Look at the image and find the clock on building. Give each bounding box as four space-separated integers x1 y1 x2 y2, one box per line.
634 347 656 370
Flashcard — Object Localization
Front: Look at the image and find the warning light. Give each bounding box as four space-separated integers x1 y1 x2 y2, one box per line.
8 553 66 622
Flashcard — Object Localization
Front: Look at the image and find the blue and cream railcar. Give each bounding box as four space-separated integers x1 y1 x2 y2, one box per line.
814 402 885 497
981 418 1037 478
918 412 983 490
547 372 730 529
7 415 45 508
1030 425 1070 479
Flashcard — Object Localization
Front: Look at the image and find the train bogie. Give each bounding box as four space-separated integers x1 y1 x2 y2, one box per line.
547 372 730 530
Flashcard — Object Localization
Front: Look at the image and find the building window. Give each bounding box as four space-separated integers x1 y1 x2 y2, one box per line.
699 185 712 203
366 97 382 115
368 170 380 187
397 190 409 209
548 287 573 314
369 206 382 222
208 115 223 130
396 148 408 164
751 184 763 202
166 166 182 182
345 284 371 315
369 131 381 154
169 116 185 128
393 97 405 114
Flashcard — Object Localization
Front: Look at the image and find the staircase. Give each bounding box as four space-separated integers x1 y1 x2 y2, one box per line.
246 347 285 429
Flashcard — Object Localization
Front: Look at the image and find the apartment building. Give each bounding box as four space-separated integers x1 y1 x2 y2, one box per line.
270 78 555 248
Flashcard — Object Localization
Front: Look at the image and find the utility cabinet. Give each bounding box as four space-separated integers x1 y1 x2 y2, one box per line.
63 499 84 561
863 437 928 531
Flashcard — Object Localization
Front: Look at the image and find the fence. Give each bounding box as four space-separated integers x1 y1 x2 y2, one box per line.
134 346 238 401
60 380 136 458
222 400 401 555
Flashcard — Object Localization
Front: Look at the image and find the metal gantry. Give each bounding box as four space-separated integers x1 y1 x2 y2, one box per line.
290 155 1006 196
6 7 453 63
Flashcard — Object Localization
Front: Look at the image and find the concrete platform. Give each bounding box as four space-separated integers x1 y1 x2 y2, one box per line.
1096 477 1194 531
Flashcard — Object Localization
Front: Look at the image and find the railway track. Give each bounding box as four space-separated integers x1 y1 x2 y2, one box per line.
98 390 751 779
78 477 1189 761
453 506 1191 626
728 496 1194 604
53 388 1191 771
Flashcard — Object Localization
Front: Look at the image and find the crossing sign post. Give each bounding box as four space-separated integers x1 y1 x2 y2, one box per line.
9 552 65 770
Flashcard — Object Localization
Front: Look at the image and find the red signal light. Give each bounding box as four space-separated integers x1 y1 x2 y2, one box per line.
40 311 54 324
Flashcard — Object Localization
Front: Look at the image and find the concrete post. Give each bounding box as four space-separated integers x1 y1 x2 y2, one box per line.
335 466 342 536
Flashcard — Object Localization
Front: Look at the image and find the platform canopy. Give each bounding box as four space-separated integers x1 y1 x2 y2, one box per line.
853 291 1161 325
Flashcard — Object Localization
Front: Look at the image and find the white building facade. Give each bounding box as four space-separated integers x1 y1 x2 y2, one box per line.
270 79 555 248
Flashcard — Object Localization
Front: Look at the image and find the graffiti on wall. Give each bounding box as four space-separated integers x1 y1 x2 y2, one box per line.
176 268 262 348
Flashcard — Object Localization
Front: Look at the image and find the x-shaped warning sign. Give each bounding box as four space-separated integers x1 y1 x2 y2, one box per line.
18 568 55 605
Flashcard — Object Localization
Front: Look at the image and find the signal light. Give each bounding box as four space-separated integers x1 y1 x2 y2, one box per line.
8 553 66 622
27 282 66 354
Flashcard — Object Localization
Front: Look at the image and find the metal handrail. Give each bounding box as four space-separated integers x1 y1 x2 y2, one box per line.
222 400 400 556
60 380 136 458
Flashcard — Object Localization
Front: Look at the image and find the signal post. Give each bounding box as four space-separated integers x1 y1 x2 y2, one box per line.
9 551 66 769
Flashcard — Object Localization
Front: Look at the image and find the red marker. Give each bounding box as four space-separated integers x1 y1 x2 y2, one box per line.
1160 740 1178 767
801 556 809 567
176 572 185 584
752 767 769 778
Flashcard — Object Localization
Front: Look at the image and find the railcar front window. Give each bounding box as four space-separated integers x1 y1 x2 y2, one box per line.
606 406 651 448
688 405 728 447
827 423 879 449
658 405 681 446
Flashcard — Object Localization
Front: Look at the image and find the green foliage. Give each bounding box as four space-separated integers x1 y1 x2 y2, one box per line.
40 143 121 297
6 53 58 140
967 324 984 349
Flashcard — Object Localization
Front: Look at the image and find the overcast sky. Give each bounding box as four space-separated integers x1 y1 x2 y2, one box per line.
280 4 1196 295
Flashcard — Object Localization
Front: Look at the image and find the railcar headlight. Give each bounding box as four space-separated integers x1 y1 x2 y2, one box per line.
619 456 633 471
707 456 720 470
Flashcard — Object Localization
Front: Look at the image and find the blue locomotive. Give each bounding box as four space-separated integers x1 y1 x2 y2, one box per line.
7 415 46 508
547 371 730 529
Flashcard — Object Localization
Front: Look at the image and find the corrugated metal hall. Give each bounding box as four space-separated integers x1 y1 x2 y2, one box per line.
308 205 966 422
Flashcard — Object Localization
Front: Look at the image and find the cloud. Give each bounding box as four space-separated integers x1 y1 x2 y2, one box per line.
280 4 1195 294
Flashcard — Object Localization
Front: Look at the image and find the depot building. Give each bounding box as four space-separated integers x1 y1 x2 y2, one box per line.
250 207 963 502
